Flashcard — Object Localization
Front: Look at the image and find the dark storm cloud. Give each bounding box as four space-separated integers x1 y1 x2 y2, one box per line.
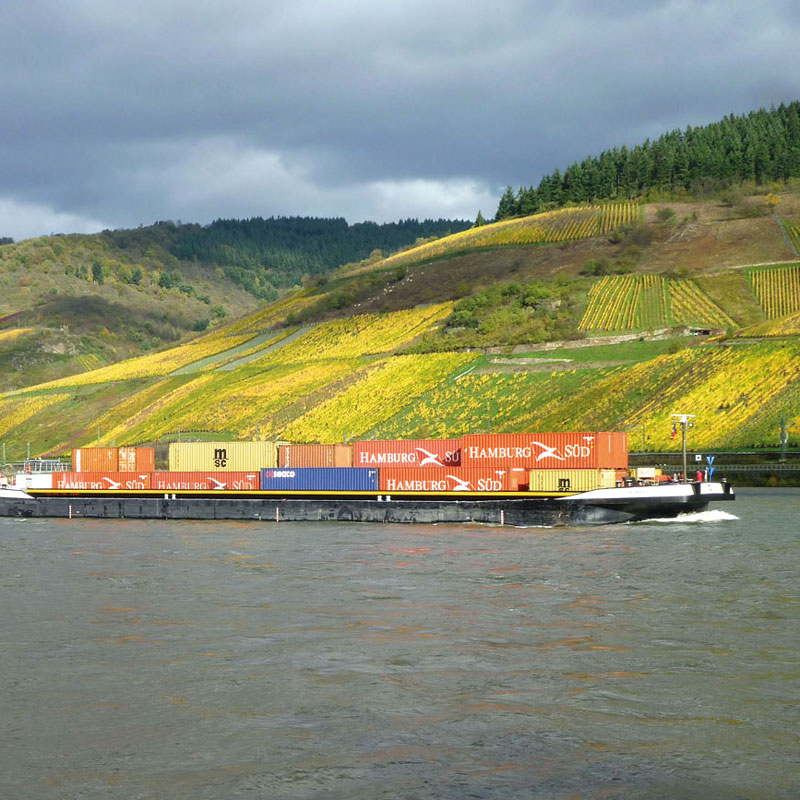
1 0 799 239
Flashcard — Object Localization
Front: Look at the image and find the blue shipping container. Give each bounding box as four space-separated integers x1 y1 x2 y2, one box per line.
260 467 378 491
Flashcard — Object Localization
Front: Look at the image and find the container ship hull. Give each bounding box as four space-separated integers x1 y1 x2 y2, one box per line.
1 483 734 526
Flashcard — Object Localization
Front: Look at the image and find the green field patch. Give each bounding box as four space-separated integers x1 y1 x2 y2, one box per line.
693 271 765 327
506 338 689 364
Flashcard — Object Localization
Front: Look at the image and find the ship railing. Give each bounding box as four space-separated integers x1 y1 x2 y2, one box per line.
19 460 70 474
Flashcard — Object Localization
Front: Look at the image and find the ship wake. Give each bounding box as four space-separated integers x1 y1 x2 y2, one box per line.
635 509 739 524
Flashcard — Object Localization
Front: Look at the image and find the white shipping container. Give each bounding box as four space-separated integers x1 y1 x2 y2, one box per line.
14 472 53 489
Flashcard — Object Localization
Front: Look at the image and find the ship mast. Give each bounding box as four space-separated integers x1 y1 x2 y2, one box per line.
671 413 695 482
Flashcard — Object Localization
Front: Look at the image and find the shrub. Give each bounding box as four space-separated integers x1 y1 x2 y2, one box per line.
656 207 676 222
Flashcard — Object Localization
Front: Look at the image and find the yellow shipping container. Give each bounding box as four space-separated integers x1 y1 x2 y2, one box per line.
528 469 617 493
168 441 278 472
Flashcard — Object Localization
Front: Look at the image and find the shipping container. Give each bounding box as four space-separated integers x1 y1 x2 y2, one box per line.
527 469 617 493
507 467 529 491
72 447 118 472
151 471 260 491
118 446 156 472
168 441 278 472
353 438 462 468
277 444 353 468
15 472 53 490
461 432 628 469
260 467 378 491
53 471 151 490
379 467 510 493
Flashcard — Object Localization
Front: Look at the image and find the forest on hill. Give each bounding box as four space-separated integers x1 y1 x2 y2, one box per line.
108 216 471 300
497 101 800 218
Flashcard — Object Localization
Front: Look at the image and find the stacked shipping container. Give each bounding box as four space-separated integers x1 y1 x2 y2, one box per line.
118 447 155 472
152 472 260 491
45 432 629 495
461 432 627 469
277 444 352 468
353 439 462 467
72 447 155 472
168 442 278 471
261 468 378 491
54 472 152 490
379 467 509 493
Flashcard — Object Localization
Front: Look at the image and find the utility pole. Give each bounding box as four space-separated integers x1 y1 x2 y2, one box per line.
671 413 695 482
780 417 788 463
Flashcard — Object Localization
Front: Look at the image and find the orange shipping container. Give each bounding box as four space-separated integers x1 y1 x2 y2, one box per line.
354 439 462 468
151 471 260 491
53 471 151 490
72 448 118 472
118 447 156 472
506 467 530 491
277 444 353 468
460 432 627 469
379 467 510 493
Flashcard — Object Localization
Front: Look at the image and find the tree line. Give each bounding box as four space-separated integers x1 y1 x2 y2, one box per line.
496 101 800 219
166 216 470 298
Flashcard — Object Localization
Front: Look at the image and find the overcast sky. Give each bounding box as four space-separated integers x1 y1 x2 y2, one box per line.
2 0 800 241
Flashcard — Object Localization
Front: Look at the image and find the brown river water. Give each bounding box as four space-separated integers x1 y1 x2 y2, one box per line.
1 488 798 799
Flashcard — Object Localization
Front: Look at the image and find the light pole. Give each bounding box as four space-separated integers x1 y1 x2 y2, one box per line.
671 413 695 482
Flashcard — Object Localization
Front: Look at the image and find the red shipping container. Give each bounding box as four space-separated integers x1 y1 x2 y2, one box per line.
72 447 118 472
277 444 353 468
460 432 628 469
379 467 510 493
53 471 151 490
118 446 156 472
150 471 260 491
354 439 462 468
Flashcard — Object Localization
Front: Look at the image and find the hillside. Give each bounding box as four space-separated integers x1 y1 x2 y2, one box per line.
3 189 800 461
0 217 467 392
6 98 800 460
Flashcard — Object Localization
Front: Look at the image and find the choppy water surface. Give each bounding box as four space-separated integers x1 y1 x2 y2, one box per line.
2 489 799 799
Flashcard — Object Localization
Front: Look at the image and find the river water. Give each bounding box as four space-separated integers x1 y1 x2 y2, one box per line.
1 488 798 799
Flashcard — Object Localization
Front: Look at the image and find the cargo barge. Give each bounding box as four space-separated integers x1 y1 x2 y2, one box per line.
0 432 735 525
0 481 734 525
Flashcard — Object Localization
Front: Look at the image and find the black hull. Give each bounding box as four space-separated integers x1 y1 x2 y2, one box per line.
0 491 726 526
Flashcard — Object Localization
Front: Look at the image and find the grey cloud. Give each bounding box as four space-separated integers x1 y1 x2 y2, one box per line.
1 0 800 239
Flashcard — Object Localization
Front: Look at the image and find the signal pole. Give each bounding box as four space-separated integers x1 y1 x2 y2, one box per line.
671 413 695 482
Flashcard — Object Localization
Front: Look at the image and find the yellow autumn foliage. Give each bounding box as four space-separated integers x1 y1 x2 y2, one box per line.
748 265 800 319
0 393 71 438
10 332 257 393
282 353 473 442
